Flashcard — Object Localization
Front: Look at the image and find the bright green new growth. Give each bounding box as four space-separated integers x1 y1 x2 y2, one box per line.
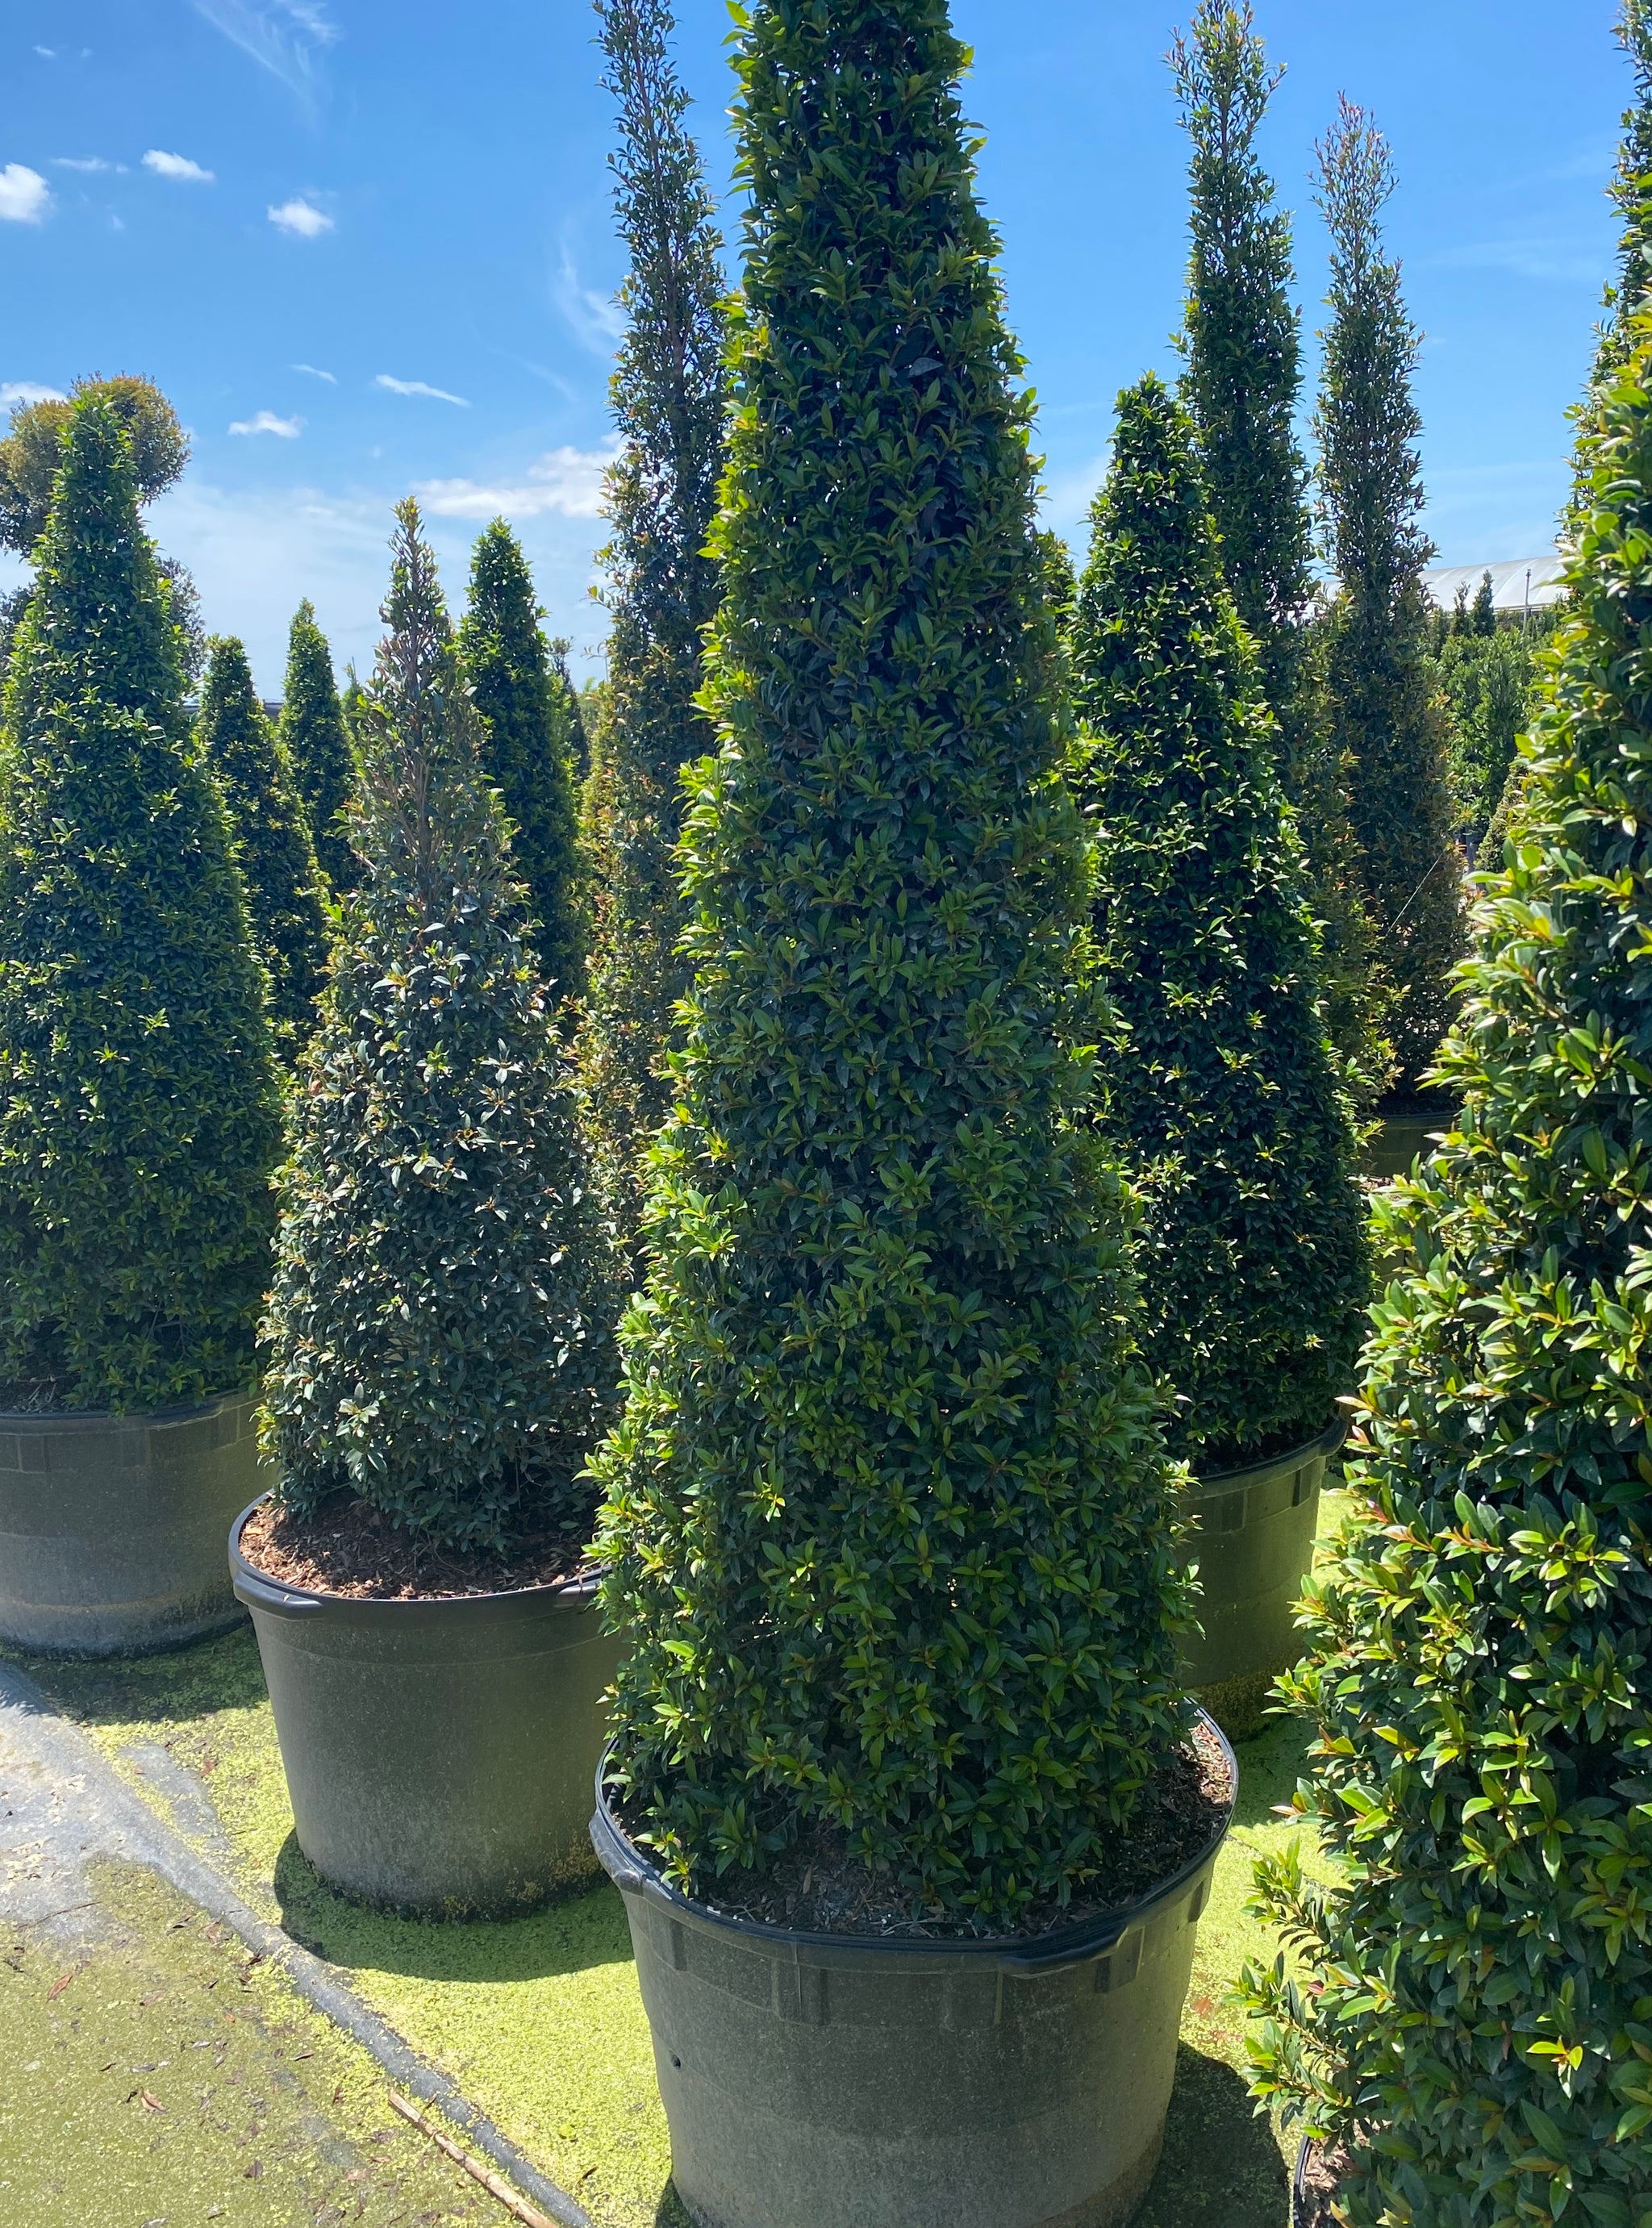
594 0 1191 1924
1074 378 1366 1471
0 398 280 1412
279 601 357 895
579 0 728 1255
198 637 328 1051
1243 328 1652 2227
458 519 586 1008
1315 99 1464 1092
262 503 618 1553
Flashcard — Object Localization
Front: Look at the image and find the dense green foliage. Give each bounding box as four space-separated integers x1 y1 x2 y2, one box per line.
1315 100 1463 1092
579 0 728 1255
0 399 280 1412
1074 378 1366 1471
262 505 618 1553
1593 2 1652 390
1243 332 1652 2228
0 375 189 557
279 600 357 895
198 636 328 1051
459 520 587 1007
594 0 1191 1923
1428 617 1541 849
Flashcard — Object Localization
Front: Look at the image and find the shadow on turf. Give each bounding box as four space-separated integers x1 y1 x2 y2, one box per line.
4 1621 269 1729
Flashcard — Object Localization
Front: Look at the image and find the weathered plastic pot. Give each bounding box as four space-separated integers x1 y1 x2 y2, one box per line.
1182 1418 1344 1738
592 1717 1236 2228
232 1497 620 1917
0 1393 265 1656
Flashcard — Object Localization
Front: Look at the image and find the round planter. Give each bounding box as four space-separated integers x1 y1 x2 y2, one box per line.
591 1720 1236 2228
231 1498 621 1917
1181 1418 1344 1739
0 1392 265 1656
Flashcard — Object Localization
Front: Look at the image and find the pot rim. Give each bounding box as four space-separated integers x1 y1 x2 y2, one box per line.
228 1493 601 1622
591 1709 1237 1976
0 1387 254 1430
1195 1414 1347 1494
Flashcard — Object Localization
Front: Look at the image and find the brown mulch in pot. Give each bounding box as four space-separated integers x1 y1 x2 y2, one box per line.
1294 2138 1355 2227
633 1715 1233 1942
238 1493 596 1602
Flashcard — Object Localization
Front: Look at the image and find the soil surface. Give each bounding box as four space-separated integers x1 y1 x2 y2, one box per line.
1294 2138 1354 2226
238 1495 595 1602
635 1717 1233 1941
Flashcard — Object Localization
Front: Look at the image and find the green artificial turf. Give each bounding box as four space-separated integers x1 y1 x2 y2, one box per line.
8 1486 1354 2228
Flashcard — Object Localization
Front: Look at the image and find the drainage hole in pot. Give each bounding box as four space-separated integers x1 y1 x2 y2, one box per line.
670 2055 682 2068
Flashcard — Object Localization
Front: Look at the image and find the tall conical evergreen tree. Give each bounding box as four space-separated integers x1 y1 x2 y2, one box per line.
263 504 618 1552
594 0 1191 1921
1244 317 1652 2228
1074 377 1366 1471
1171 4 1392 1115
1316 98 1463 1092
1592 0 1652 389
579 0 728 1256
279 600 357 895
0 399 280 1411
458 519 586 1006
198 636 328 1052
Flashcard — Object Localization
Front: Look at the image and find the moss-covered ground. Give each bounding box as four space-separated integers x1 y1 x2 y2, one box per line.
6 1489 1352 2228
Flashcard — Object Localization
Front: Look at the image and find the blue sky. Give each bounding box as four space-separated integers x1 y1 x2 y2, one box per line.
0 0 1629 693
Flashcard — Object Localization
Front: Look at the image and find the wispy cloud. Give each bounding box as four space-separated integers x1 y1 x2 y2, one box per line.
292 362 336 383
229 409 303 438
144 149 215 184
33 45 55 59
0 165 52 224
376 374 471 407
415 444 618 520
269 197 332 239
53 156 122 173
1422 233 1610 287
553 236 624 357
1 381 67 409
187 1 338 111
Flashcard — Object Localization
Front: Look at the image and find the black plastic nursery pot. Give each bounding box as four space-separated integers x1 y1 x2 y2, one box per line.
231 1497 622 1917
0 1393 265 1656
1181 1417 1345 1738
591 1717 1237 2228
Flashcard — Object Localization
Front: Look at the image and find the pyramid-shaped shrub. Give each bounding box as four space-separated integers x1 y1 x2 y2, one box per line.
592 0 1191 1924
279 600 357 895
261 504 618 1553
0 398 280 1411
1242 324 1652 2226
1071 376 1367 1469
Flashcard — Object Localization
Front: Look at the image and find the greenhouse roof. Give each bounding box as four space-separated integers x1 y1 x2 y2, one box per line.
1422 557 1567 615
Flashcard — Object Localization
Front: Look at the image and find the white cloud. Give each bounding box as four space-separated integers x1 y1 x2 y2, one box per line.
34 46 55 58
53 156 119 173
553 236 625 357
376 373 470 407
144 149 215 184
0 165 52 224
415 443 618 521
187 2 338 111
269 196 332 238
228 409 303 438
292 362 336 383
1 380 67 409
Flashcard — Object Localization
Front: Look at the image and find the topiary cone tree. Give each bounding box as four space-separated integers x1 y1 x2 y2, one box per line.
592 0 1193 1922
198 636 329 1053
1241 327 1652 2227
279 600 358 895
1072 375 1367 1474
458 519 587 1008
261 502 618 1554
0 398 281 1412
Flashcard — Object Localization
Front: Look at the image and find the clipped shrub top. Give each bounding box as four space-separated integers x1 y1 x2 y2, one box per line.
1073 376 1366 1471
279 600 357 895
592 0 1192 1926
1243 325 1652 2227
261 505 619 1554
0 374 188 557
198 636 328 1050
0 398 280 1412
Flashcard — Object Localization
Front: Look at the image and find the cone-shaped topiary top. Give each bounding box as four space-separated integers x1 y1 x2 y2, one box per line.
1072 377 1367 1471
261 503 620 1554
198 636 328 1053
458 519 586 1007
279 600 357 895
592 0 1192 1925
1242 327 1652 2227
0 398 281 1412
